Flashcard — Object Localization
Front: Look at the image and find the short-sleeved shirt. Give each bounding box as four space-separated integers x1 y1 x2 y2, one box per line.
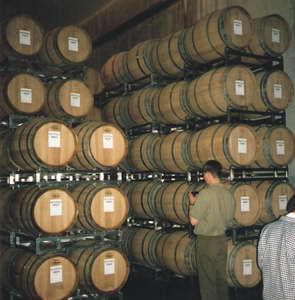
190 183 235 236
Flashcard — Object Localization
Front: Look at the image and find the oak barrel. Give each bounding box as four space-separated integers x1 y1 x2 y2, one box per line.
44 79 94 119
180 6 253 64
227 241 261 288
0 15 44 57
253 126 295 168
39 25 92 66
85 106 103 122
251 70 294 112
83 67 106 95
147 31 185 78
187 124 257 169
69 245 129 294
72 183 129 231
0 247 78 300
0 73 46 116
255 181 295 223
70 121 127 170
153 81 189 124
154 131 192 172
186 66 255 117
247 15 291 57
226 183 261 226
8 186 76 235
8 118 77 170
154 182 204 224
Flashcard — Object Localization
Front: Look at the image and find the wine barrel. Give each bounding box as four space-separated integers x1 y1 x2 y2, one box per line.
7 186 76 235
69 244 129 294
187 124 257 169
44 79 94 119
85 106 103 122
186 66 255 117
226 183 261 226
0 73 46 116
0 15 44 57
72 183 129 231
179 6 252 64
0 188 16 230
227 241 261 288
147 31 185 78
8 118 77 170
70 121 127 170
129 133 161 172
255 181 295 223
154 131 192 172
153 81 190 124
247 15 291 57
123 181 162 219
128 88 159 125
0 247 78 300
100 52 130 89
250 70 294 112
253 126 295 168
39 25 92 66
154 182 205 224
103 96 135 128
83 67 100 95
161 231 196 276
125 40 155 81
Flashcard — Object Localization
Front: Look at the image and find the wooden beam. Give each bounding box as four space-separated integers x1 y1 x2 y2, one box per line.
79 0 176 44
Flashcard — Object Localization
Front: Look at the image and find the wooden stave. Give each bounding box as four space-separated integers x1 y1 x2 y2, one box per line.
71 183 129 231
69 246 130 294
253 125 295 168
9 118 77 170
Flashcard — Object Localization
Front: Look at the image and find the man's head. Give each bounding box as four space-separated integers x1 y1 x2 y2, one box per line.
202 160 222 184
287 194 295 213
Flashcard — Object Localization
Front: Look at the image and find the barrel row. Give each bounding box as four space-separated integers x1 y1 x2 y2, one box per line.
0 183 129 235
121 180 294 226
0 72 105 119
122 124 295 172
0 15 92 66
100 7 291 88
0 118 127 171
0 245 129 299
121 228 261 288
103 66 293 126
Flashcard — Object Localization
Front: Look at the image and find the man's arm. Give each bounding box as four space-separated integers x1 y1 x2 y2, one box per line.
190 215 199 226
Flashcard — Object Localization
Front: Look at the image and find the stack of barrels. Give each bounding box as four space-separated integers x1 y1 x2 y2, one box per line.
96 5 295 289
0 15 129 300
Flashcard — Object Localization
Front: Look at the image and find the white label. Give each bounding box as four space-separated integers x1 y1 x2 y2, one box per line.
19 30 31 45
273 84 282 99
50 199 63 216
48 131 61 148
68 37 79 52
240 196 250 212
272 28 281 43
235 80 245 96
243 259 252 276
104 258 115 275
238 138 247 154
104 196 114 212
233 20 243 35
50 265 63 284
70 93 81 107
276 140 285 155
20 88 32 104
279 195 288 210
103 133 113 149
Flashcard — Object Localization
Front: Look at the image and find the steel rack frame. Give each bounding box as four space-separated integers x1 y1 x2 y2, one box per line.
226 225 264 245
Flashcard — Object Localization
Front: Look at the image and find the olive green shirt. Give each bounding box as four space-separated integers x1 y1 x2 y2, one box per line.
190 183 235 236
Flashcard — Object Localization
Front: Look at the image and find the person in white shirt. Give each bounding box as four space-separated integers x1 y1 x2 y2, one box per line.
258 194 295 300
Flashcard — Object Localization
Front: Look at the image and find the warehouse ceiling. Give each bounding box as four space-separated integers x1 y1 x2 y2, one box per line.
0 0 110 30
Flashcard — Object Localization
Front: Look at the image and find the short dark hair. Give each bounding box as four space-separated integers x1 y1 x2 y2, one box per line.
202 160 222 178
287 194 295 213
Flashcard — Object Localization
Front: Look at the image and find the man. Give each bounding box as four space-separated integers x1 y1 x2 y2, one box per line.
258 194 295 300
189 160 235 300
